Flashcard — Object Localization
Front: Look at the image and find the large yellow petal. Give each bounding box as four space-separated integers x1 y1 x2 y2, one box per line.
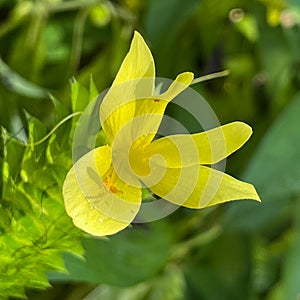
141 163 260 209
142 122 253 167
63 145 141 236
100 31 155 143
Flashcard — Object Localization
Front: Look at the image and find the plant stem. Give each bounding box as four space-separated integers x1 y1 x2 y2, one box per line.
191 70 230 85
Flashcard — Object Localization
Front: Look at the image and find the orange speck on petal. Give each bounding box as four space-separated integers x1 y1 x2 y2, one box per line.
103 176 123 194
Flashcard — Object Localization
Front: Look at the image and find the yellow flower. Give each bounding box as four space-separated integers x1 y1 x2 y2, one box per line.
63 31 260 236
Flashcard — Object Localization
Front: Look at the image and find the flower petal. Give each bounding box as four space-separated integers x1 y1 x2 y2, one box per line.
112 31 155 86
143 122 253 167
133 72 194 146
63 145 141 236
141 163 260 209
159 72 194 101
100 31 155 143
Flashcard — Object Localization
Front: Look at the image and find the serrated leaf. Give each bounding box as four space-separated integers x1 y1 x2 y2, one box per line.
71 79 90 113
0 283 26 300
25 111 47 144
0 94 84 299
50 94 69 122
3 137 25 182
0 127 4 198
89 76 99 101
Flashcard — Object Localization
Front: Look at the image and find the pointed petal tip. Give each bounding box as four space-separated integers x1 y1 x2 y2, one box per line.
133 30 142 40
132 31 147 46
253 193 262 202
246 184 261 203
133 30 141 36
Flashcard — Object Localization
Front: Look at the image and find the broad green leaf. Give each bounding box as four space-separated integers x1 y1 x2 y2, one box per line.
224 93 300 231
144 0 201 50
48 221 172 286
256 18 293 106
144 0 201 73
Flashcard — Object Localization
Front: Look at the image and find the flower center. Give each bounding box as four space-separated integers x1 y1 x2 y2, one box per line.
129 136 152 177
103 177 120 194
102 170 123 194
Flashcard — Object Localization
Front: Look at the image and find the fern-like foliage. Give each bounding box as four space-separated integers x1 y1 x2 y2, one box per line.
0 79 97 299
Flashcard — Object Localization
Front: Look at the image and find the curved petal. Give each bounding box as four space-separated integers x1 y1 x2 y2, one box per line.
133 72 194 146
63 146 141 236
143 122 253 167
159 72 194 100
141 163 260 209
100 31 155 143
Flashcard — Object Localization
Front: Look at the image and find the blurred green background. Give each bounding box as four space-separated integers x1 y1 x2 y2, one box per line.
1 0 300 299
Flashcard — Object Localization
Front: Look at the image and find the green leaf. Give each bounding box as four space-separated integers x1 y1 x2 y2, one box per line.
144 0 201 73
48 221 172 286
256 19 293 106
1 128 25 180
280 199 300 299
71 79 90 113
0 127 4 198
224 92 300 231
0 283 26 300
0 89 84 298
50 94 69 123
89 76 99 101
144 0 201 50
0 57 48 99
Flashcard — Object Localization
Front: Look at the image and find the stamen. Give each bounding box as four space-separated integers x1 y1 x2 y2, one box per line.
103 174 123 194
